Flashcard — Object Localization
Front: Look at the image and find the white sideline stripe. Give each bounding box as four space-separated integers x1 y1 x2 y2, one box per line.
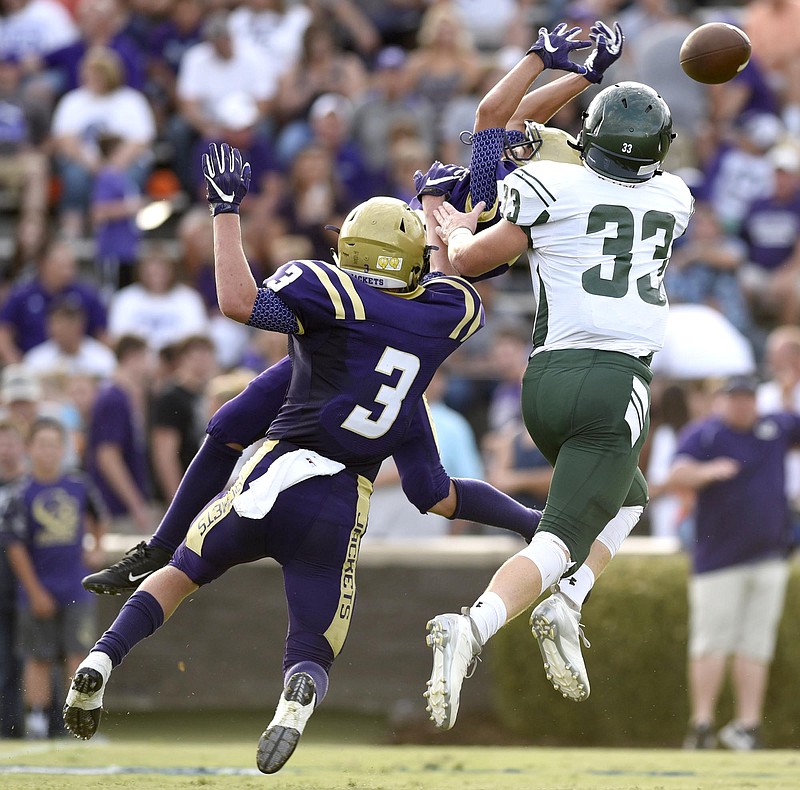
0 766 263 776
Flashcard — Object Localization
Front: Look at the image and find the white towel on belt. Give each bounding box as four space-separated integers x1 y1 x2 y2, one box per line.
233 448 345 519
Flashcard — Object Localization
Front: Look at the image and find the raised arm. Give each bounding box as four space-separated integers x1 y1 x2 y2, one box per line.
475 23 590 133
202 143 256 323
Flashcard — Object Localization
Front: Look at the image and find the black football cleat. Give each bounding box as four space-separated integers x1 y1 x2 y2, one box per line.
63 654 113 740
82 542 172 595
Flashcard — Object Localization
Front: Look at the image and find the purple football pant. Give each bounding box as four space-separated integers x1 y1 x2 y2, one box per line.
171 442 369 674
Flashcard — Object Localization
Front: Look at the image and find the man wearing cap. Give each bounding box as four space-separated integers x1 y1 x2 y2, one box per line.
667 375 799 750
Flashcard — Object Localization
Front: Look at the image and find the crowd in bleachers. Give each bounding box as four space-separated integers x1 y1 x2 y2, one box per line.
0 0 798 540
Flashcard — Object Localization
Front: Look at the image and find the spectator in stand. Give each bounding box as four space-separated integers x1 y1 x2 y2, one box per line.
149 335 217 504
0 53 49 267
0 420 26 739
383 135 434 203
0 365 40 438
273 23 369 165
697 112 783 234
643 382 692 539
0 417 106 739
172 11 276 193
85 335 153 535
190 91 283 211
485 322 532 438
486 426 552 513
228 0 313 79
351 46 437 174
146 0 205 126
405 2 486 147
668 375 797 751
0 240 107 363
743 0 800 132
757 324 800 540
22 299 117 381
0 0 79 61
353 0 425 49
25 0 146 99
91 133 143 294
739 144 800 326
107 247 209 354
271 142 349 262
50 45 155 237
451 0 534 52
667 201 751 337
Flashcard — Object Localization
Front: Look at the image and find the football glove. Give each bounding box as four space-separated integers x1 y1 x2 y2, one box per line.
202 142 251 216
527 23 591 74
583 21 624 84
413 160 469 200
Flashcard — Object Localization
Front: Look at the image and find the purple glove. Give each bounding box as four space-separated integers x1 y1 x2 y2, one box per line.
413 160 469 200
583 21 624 84
202 142 251 216
527 23 591 73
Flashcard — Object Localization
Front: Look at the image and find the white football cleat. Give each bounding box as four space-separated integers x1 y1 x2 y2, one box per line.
63 651 113 739
530 591 591 702
424 609 481 730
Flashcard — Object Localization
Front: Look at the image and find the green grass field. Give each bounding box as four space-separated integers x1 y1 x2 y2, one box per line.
1 712 799 790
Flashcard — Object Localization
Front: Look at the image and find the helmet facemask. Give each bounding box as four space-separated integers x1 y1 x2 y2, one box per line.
503 120 545 164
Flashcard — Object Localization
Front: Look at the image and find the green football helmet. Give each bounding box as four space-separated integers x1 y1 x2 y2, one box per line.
336 197 425 290
577 81 675 183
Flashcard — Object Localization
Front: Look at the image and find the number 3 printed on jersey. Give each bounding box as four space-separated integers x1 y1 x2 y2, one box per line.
341 347 420 439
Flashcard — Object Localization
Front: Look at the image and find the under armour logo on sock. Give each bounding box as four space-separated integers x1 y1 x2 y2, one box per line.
567 577 577 586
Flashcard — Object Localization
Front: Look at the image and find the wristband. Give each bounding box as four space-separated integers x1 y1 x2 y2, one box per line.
447 227 474 245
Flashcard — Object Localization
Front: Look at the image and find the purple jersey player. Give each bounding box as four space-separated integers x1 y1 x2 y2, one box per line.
63 143 534 771
82 21 624 598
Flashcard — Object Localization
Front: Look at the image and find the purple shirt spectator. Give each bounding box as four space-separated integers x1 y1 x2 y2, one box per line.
0 279 107 353
740 190 800 271
676 412 800 574
0 472 106 606
85 383 150 517
42 32 146 92
92 165 141 265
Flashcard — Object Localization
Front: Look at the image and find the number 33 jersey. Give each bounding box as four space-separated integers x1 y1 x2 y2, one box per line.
500 160 694 358
262 261 483 474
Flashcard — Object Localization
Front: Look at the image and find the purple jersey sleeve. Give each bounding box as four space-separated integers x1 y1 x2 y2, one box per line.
469 127 507 213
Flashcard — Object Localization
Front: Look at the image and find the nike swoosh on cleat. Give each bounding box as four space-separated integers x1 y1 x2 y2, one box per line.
128 570 155 582
205 176 234 203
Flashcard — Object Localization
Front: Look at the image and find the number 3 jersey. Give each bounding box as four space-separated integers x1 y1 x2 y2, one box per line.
257 261 483 476
501 160 694 358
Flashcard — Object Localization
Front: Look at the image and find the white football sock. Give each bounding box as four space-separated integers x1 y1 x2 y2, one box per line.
468 591 507 645
558 565 595 609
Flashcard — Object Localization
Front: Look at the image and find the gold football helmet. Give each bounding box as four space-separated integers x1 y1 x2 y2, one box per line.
505 120 582 166
336 197 426 290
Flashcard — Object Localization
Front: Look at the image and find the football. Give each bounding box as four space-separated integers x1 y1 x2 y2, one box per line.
679 22 752 84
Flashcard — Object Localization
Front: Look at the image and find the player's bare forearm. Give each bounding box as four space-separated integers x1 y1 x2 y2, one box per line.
509 72 589 129
213 213 257 324
474 51 545 132
421 194 459 276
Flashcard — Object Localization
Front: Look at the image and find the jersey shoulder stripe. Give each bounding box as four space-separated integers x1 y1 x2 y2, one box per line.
509 167 556 208
424 275 483 342
303 261 365 320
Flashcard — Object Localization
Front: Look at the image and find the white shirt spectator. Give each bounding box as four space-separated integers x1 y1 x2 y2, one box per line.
228 2 312 78
108 283 210 352
177 39 277 126
51 85 156 145
23 337 117 380
0 0 79 58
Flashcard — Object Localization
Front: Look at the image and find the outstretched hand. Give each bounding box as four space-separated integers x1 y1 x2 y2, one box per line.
433 201 486 245
202 142 251 216
527 23 592 74
583 21 624 84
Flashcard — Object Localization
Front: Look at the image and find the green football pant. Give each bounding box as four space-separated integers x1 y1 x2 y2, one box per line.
521 348 652 568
